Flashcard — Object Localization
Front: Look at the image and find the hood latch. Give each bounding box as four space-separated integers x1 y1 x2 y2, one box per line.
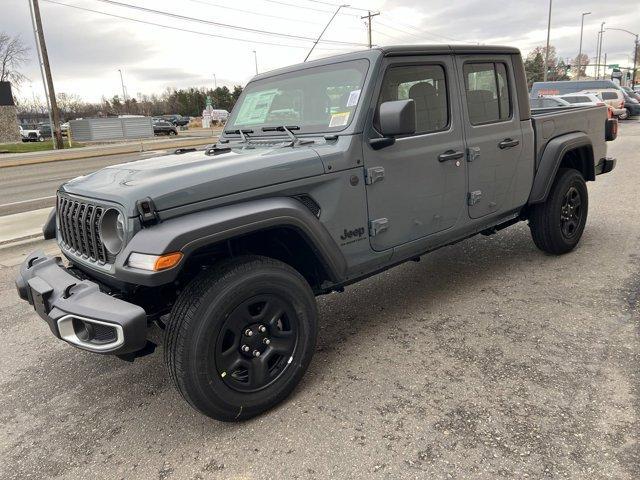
136 197 160 227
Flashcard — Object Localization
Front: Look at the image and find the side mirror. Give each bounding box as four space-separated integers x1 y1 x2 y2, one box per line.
379 99 416 137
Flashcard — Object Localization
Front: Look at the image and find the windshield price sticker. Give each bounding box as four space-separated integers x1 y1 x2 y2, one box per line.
234 89 279 125
329 112 350 128
346 89 361 107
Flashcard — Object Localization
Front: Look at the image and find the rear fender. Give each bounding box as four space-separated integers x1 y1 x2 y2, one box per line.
528 132 594 205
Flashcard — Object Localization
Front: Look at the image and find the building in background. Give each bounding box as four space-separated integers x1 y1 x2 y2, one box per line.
0 81 21 143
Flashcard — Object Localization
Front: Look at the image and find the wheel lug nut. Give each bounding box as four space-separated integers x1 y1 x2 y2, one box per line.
258 325 267 333
244 329 253 337
263 338 271 345
241 345 250 352
253 350 261 357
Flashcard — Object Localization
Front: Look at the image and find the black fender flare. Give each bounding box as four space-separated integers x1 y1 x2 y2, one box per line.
528 132 594 205
113 197 347 287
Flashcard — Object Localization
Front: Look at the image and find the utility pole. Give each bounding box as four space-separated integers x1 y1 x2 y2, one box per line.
543 0 553 81
28 0 55 149
31 0 63 149
361 11 380 49
118 69 127 113
577 12 591 81
252 50 258 75
213 73 217 89
596 22 605 79
304 4 348 62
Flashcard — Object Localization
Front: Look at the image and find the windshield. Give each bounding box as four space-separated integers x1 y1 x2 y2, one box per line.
226 59 369 135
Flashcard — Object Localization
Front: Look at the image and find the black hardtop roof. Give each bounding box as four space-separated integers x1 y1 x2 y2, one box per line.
251 45 521 81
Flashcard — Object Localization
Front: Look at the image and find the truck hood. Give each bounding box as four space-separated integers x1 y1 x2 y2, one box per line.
61 143 325 216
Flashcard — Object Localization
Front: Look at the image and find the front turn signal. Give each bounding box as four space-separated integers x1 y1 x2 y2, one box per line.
127 252 183 271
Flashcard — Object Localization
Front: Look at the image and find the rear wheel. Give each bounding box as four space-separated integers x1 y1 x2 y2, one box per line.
529 168 588 255
164 256 317 421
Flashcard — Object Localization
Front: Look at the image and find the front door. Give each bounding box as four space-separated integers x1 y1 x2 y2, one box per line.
455 57 525 218
363 55 467 252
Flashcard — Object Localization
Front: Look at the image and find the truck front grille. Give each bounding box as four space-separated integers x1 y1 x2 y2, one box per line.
57 195 111 264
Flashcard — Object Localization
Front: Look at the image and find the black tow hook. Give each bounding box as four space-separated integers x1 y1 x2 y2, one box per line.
116 341 157 362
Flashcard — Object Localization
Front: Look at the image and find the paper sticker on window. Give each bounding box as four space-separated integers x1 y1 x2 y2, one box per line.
329 112 350 128
346 89 361 107
234 89 279 125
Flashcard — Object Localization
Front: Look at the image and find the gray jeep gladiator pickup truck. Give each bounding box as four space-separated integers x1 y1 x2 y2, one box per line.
16 45 617 421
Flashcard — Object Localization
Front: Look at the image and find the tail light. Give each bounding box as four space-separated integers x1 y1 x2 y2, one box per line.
605 118 618 141
619 101 624 108
596 102 605 106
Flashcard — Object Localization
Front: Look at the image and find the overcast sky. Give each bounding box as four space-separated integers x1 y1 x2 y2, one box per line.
3 0 639 103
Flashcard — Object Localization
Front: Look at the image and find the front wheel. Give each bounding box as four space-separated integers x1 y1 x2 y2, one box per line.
529 168 588 255
164 256 317 421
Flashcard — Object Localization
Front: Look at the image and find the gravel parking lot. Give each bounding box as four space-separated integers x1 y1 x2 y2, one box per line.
0 121 638 479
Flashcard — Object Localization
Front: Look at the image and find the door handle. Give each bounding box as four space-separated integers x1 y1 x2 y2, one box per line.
498 138 520 149
438 150 464 162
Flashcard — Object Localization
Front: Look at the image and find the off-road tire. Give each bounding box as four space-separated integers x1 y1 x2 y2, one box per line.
529 168 588 255
164 255 317 421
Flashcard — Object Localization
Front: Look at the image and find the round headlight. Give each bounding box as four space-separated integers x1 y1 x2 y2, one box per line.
100 209 125 255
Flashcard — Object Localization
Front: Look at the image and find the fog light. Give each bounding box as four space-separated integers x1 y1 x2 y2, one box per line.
127 252 183 271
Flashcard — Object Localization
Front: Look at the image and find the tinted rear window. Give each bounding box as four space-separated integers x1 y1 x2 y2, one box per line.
564 96 591 104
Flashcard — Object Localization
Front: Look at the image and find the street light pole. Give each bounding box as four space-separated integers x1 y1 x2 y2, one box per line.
213 73 217 89
304 4 349 62
252 50 258 75
577 12 591 81
543 0 553 82
118 69 127 113
596 22 605 79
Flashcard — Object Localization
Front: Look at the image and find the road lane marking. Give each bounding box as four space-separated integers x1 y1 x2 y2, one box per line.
0 195 56 209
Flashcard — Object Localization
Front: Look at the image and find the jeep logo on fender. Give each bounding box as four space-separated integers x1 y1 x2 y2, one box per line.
340 227 365 241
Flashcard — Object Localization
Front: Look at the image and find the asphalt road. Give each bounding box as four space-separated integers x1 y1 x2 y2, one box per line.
0 122 638 479
0 150 171 217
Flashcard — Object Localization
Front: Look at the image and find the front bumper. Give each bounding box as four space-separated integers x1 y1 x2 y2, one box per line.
15 251 147 354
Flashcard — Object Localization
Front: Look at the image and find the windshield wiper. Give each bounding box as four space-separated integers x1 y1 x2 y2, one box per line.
261 125 313 146
223 128 253 143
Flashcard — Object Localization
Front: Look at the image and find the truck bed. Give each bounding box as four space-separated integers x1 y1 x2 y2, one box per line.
531 105 608 169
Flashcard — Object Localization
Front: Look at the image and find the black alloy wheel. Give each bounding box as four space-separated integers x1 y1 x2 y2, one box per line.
164 255 317 421
560 186 583 240
214 294 299 392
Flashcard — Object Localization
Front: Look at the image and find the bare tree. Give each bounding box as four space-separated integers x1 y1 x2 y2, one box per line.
0 32 30 87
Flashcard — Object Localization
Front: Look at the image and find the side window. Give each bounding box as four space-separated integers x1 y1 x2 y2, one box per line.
376 64 449 134
463 62 511 125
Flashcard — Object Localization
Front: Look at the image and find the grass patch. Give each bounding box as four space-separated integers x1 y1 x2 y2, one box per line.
0 140 84 154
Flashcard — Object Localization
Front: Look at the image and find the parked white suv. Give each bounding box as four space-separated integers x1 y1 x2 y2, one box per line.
581 89 627 119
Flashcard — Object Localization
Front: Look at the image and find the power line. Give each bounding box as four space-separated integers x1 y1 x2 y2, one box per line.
91 0 366 46
376 19 461 42
185 0 324 26
41 0 350 50
301 0 370 12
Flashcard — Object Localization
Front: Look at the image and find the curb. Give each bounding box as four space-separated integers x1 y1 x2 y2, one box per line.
0 135 218 168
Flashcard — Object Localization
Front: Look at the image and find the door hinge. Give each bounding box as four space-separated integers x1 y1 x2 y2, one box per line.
369 218 389 237
468 191 482 206
467 147 480 162
365 166 385 185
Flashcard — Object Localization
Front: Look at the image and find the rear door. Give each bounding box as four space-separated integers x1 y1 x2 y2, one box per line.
363 55 467 251
456 57 524 219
